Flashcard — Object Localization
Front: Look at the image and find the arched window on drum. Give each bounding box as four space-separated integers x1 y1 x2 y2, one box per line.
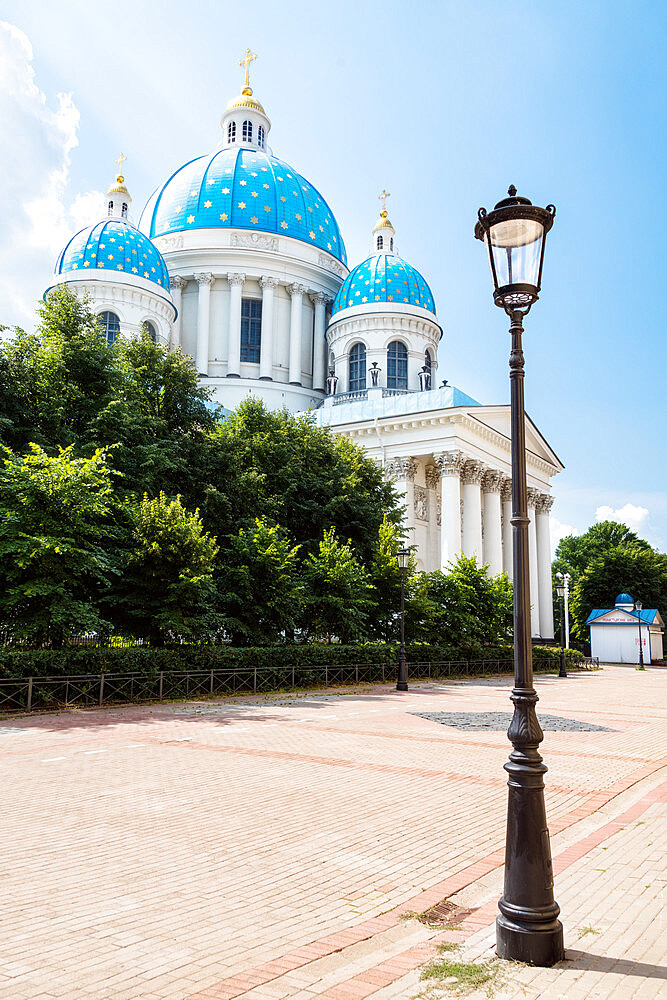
348 343 366 392
387 340 408 390
99 311 120 346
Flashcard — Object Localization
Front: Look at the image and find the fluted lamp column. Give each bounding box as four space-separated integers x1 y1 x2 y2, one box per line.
475 184 561 966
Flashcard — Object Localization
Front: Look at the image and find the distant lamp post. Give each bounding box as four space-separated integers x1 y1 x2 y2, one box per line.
396 548 409 692
635 600 645 669
555 575 567 678
475 186 563 966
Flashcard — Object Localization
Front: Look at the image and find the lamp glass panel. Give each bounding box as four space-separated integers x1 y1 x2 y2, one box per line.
487 217 544 289
397 551 409 570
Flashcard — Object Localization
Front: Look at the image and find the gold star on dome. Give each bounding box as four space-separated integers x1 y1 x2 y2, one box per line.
280 195 287 202
280 221 288 229
239 179 247 186
264 205 271 212
250 216 258 224
238 201 246 209
263 183 269 189
204 200 212 208
190 190 196 197
295 212 302 221
144 271 149 277
362 296 368 303
97 262 104 268
175 205 183 212
132 266 138 273
186 215 195 224
309 231 316 239
250 171 258 177
307 206 313 213
109 237 116 243
220 213 228 221
327 242 332 250
319 225 323 232
72 263 78 269
108 254 113 260
117 264 123 270
222 188 230 195
83 261 90 267
251 191 258 197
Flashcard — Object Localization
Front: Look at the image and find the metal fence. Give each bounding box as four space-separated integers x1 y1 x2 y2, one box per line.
0 655 596 714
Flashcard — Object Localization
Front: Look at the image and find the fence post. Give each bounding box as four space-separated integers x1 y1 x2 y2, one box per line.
159 671 164 700
292 665 295 689
325 664 328 686
355 664 358 684
210 669 214 695
27 677 33 712
65 678 69 706
253 666 257 693
99 674 105 706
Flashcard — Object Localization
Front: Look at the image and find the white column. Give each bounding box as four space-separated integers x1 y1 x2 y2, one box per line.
258 276 277 380
194 273 214 376
386 458 417 541
527 488 541 638
501 478 513 581
425 464 440 573
536 494 555 639
461 460 484 562
287 283 307 385
482 471 503 577
434 451 465 571
169 275 186 350
311 291 329 391
226 272 245 377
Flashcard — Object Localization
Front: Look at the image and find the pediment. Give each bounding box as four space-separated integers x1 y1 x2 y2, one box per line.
463 405 564 472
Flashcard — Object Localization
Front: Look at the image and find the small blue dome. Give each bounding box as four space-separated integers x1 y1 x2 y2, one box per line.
55 219 170 291
331 252 435 317
139 147 346 265
615 593 634 605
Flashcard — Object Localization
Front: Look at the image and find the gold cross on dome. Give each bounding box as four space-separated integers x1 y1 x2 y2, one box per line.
379 189 390 213
115 152 127 174
239 48 257 90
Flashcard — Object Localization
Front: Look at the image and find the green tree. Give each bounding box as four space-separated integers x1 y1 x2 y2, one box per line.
553 520 652 583
0 443 118 646
571 546 667 639
109 492 219 646
367 516 417 642
302 528 373 643
216 517 304 646
407 556 513 648
206 399 401 562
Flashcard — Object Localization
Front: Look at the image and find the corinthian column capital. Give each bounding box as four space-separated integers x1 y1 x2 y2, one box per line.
461 459 485 486
482 469 503 494
385 457 417 482
536 493 554 514
259 275 279 290
195 272 215 287
434 450 465 477
227 272 246 287
170 274 187 291
526 487 541 508
287 282 307 297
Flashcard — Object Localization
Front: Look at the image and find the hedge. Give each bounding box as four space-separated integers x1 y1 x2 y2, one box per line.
0 642 585 679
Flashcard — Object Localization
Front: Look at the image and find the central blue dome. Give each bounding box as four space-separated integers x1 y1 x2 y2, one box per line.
331 252 435 317
140 147 346 265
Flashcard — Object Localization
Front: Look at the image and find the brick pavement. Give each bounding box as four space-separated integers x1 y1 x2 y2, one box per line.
0 664 664 999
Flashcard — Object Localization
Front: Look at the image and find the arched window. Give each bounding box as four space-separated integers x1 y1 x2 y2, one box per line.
240 298 262 362
390 237 394 251
348 343 366 391
99 311 120 346
242 119 253 142
257 125 265 148
376 235 383 250
144 321 157 343
424 349 432 374
121 202 128 218
228 121 236 143
387 340 408 389
108 200 113 216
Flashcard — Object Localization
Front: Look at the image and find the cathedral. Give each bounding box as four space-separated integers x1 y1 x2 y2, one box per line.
45 51 562 641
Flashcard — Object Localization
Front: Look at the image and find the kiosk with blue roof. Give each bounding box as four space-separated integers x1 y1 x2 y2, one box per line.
586 593 664 664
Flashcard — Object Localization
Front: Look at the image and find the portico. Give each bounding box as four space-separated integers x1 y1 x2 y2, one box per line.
314 385 562 639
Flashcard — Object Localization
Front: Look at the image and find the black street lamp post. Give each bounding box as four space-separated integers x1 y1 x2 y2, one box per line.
635 600 645 669
555 574 567 678
475 187 563 967
397 548 409 691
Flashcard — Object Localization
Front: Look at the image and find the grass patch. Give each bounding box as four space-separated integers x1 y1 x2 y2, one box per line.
579 924 600 935
420 945 501 993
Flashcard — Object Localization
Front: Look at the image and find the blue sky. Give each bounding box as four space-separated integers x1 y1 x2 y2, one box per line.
0 0 665 552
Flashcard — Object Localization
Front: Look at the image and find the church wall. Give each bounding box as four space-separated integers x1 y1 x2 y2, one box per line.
181 286 198 360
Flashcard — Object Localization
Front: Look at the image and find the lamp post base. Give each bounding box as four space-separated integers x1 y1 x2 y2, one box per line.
496 913 563 966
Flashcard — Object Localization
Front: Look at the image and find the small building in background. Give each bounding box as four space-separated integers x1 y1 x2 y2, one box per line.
586 593 664 664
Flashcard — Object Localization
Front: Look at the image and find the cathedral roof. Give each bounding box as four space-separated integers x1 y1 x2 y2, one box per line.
330 252 435 317
54 219 171 290
139 147 346 265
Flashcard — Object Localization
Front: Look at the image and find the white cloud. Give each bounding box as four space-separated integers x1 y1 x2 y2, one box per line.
550 517 579 558
0 21 101 329
596 503 650 536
